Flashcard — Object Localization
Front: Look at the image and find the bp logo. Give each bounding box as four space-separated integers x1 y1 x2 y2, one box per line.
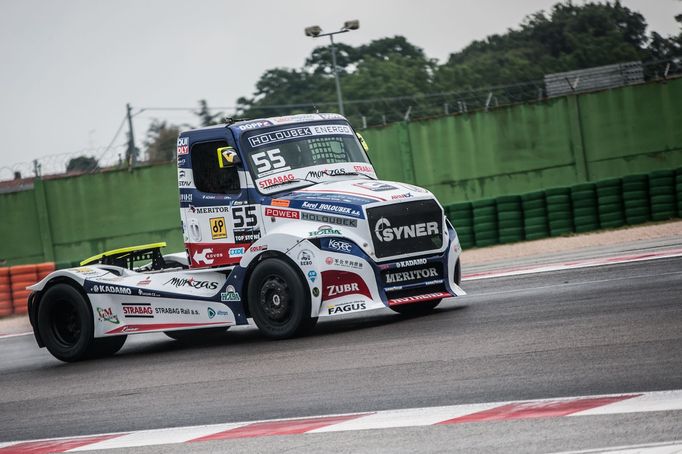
208 307 216 319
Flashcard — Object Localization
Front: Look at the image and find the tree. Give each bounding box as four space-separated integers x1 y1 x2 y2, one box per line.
66 156 98 173
195 99 222 127
144 120 180 163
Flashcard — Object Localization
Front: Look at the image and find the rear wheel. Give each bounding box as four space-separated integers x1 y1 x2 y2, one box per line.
37 283 126 362
248 258 317 339
164 327 229 341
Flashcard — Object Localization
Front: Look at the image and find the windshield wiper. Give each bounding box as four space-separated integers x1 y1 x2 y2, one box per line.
342 171 376 180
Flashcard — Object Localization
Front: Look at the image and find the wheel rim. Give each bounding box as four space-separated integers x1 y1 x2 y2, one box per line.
258 274 292 323
50 299 81 347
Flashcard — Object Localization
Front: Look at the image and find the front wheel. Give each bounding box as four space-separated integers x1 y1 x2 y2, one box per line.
248 258 317 339
37 283 127 362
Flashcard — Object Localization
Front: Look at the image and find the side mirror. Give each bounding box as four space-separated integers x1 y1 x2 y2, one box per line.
356 133 369 153
217 146 241 168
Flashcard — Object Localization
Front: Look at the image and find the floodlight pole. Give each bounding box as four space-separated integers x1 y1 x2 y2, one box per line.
307 25 358 116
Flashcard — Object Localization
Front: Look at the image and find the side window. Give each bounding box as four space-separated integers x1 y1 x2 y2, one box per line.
191 140 241 194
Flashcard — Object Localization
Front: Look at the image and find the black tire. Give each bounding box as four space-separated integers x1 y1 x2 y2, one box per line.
165 327 230 341
248 258 317 339
37 283 127 362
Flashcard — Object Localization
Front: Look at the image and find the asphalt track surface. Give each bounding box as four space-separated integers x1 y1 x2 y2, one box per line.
1 256 681 452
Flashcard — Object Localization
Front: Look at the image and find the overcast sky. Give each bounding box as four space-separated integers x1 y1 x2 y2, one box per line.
1 0 679 178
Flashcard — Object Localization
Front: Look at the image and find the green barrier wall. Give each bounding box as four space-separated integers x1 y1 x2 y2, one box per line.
363 78 682 203
2 78 681 265
1 165 184 266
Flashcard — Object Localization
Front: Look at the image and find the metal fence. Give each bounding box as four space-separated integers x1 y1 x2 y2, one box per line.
2 58 680 185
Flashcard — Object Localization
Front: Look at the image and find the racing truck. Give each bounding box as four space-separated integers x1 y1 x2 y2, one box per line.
27 113 465 362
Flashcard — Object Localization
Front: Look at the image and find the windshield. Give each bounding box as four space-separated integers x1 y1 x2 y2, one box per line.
240 121 375 194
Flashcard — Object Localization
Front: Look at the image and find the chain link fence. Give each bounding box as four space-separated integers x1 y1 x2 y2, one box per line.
2 58 679 186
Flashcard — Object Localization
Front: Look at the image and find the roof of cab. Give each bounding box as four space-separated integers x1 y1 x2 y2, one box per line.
180 113 348 137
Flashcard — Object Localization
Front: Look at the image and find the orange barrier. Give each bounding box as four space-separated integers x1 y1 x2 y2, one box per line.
0 267 11 317
0 262 56 317
9 264 38 316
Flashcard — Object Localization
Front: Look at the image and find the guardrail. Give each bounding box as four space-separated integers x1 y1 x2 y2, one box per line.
446 168 682 249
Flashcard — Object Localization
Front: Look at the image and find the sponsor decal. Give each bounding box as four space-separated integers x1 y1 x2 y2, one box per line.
308 225 342 237
374 217 439 242
327 302 367 315
155 307 200 316
91 284 131 294
177 137 189 155
122 303 154 318
137 289 161 297
391 192 413 200
385 267 439 284
396 258 428 268
96 307 119 324
238 120 273 130
326 257 363 270
353 165 374 173
234 230 261 243
74 267 98 275
258 173 296 189
122 326 140 332
298 249 314 266
322 270 371 301
192 248 224 265
177 158 186 166
208 307 232 318
300 211 357 227
221 285 241 302
163 277 219 290
180 193 192 203
248 124 353 147
312 287 320 297
190 205 230 214
353 181 397 192
264 207 299 219
389 292 451 305
305 168 350 179
210 217 227 240
137 276 151 286
307 270 317 282
229 247 245 257
327 239 353 253
249 244 268 252
271 199 290 207
299 201 361 218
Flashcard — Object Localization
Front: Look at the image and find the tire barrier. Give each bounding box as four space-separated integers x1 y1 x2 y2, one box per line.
521 191 549 241
648 170 676 221
9 264 38 315
677 167 682 218
472 199 499 247
622 174 650 225
496 195 524 244
596 178 625 229
545 187 574 237
446 202 474 249
0 267 11 318
571 183 599 233
444 167 680 250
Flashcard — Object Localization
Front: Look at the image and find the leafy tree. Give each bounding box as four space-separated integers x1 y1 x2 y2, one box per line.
66 156 98 173
144 120 180 162
195 99 223 127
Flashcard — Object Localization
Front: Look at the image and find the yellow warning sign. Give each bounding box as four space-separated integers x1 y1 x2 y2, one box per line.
209 217 227 240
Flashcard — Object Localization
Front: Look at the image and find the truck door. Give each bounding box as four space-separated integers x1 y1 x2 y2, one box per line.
181 137 261 268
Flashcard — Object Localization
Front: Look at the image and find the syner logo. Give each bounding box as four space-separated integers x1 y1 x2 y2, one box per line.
374 217 439 242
